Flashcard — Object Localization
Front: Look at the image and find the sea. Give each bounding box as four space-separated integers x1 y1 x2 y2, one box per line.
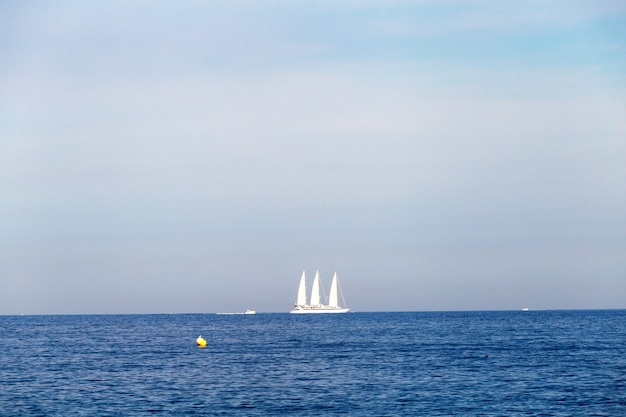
1 310 625 416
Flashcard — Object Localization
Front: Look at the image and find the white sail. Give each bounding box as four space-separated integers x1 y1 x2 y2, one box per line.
296 271 307 306
329 272 338 307
310 271 321 305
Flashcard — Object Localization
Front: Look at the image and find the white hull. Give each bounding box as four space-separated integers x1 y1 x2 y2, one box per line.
290 306 350 314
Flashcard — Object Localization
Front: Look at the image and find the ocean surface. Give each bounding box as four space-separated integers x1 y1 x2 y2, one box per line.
1 310 625 416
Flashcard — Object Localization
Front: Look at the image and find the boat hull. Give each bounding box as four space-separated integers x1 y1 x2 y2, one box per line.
290 306 350 314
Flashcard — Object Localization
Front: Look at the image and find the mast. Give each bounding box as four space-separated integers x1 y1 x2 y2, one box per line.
329 272 338 307
310 270 321 305
296 271 307 306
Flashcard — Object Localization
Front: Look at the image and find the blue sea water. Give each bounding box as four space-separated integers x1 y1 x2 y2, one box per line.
1 310 625 416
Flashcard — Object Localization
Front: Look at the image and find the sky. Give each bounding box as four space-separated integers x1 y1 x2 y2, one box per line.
1 1 625 314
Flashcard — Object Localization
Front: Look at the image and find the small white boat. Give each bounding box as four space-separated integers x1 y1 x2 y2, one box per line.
217 309 256 315
290 271 350 314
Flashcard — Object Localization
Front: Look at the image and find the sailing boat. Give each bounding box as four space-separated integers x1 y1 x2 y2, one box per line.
290 270 350 314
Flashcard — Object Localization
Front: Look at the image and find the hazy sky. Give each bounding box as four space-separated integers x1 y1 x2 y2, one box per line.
1 1 625 314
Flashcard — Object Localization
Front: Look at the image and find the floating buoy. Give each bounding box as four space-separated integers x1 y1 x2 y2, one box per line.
196 335 207 347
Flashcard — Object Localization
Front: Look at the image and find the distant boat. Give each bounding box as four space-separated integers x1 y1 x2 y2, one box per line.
522 308 529 311
290 270 350 314
217 309 256 315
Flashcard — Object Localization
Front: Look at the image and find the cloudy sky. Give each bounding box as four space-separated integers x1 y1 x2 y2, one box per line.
1 1 625 314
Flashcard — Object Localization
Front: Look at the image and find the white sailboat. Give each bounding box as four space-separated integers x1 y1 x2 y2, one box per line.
290 270 350 314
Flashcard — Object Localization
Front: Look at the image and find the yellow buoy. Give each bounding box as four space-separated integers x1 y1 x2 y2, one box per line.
196 335 207 347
